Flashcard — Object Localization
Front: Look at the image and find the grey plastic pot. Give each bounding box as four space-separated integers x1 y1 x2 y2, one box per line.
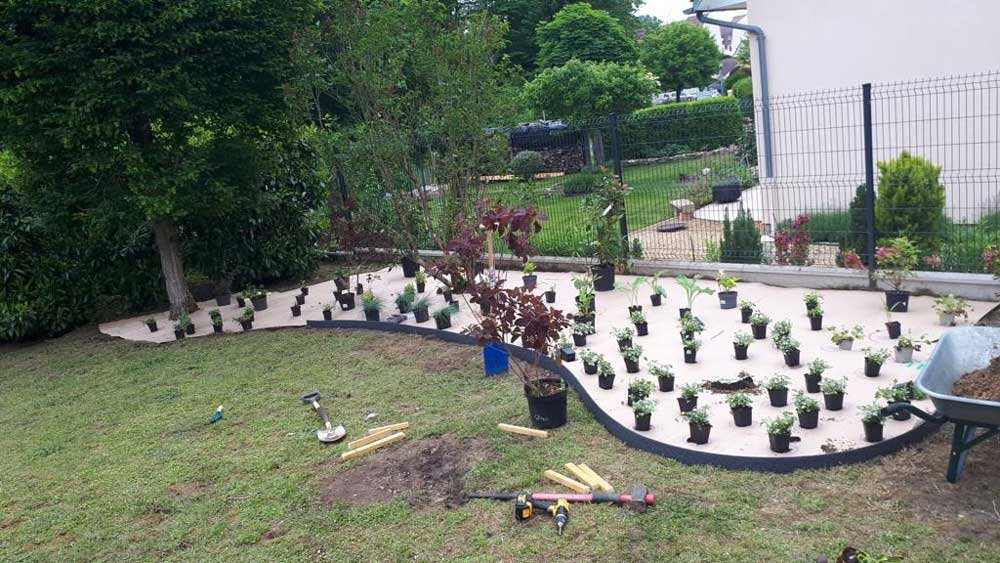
894 347 914 363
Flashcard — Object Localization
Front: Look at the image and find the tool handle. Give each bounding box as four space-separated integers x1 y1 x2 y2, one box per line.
313 401 334 430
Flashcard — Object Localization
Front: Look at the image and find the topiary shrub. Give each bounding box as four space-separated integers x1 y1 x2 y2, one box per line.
510 150 545 181
875 151 945 251
720 206 763 264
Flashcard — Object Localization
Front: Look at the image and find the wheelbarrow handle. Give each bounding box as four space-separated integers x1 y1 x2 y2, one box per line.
880 403 947 424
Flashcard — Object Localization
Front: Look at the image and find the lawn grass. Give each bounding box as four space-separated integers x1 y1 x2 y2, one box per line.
1 328 998 562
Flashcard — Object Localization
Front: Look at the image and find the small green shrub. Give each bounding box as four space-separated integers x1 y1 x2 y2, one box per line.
720 206 763 264
511 150 544 181
731 76 753 101
561 170 599 195
875 151 946 251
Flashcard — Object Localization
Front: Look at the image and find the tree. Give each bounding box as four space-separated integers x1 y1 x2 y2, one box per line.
523 59 656 122
639 21 722 102
0 0 318 318
535 3 638 69
875 151 946 251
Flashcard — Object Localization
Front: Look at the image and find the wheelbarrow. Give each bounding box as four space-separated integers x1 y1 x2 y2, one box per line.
881 327 1000 483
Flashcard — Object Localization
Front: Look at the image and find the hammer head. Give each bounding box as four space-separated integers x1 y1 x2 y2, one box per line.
629 484 649 513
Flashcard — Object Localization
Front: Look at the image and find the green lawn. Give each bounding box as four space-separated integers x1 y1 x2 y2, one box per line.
1 328 998 562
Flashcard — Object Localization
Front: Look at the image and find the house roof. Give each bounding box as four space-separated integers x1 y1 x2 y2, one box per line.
685 0 747 14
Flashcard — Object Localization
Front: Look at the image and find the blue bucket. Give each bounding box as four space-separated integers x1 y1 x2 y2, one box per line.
483 342 509 377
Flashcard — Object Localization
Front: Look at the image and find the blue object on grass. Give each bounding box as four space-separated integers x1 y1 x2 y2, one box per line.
483 342 509 377
208 405 224 424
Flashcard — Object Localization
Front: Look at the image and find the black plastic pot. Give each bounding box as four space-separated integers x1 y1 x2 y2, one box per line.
545 290 556 304
413 307 430 324
296 294 306 306
239 320 253 331
769 432 792 453
740 308 752 323
798 409 819 429
572 333 587 347
628 305 643 314
212 323 223 333
712 181 742 204
768 387 789 407
174 329 185 340
783 349 801 367
291 305 301 317
751 324 767 339
401 256 419 278
320 309 332 321
355 283 364 294
885 321 901 339
635 322 648 337
574 313 595 327
885 290 909 313
634 413 651 431
236 296 246 308
823 392 844 411
658 376 675 392
683 348 697 364
624 357 639 373
251 295 268 311
185 324 196 335
734 344 748 360
525 379 567 430
888 400 912 421
650 293 662 307
479 302 491 316
584 360 598 375
679 307 690 319
396 300 411 314
804 372 822 393
560 347 576 362
416 281 426 293
301 286 309 296
216 294 232 307
678 396 698 413
364 310 380 322
731 406 753 427
863 420 884 443
334 277 349 292
339 292 356 311
617 338 632 352
146 320 158 333
435 316 452 330
864 358 882 378
809 315 823 331
591 264 615 292
718 291 737 310
687 423 711 445
598 373 615 390
442 291 453 304
522 275 538 290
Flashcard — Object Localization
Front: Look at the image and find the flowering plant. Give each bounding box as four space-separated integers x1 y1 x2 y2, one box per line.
875 237 919 291
840 249 866 270
774 214 811 266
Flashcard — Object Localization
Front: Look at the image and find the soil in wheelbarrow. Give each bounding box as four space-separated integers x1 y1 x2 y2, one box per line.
952 355 1000 402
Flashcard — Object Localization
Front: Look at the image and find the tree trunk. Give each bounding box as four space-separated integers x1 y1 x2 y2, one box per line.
675 86 681 103
152 218 196 319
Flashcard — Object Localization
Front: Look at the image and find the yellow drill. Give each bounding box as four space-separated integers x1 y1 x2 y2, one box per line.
514 494 570 534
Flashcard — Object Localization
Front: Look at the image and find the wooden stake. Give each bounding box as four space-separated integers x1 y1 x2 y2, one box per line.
564 463 600 489
348 428 396 450
543 470 591 493
497 423 548 439
578 463 613 492
367 422 409 435
341 432 406 461
486 235 495 272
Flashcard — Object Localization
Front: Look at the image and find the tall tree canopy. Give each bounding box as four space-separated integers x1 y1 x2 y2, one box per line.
0 0 320 318
523 59 656 122
535 3 638 69
639 21 722 102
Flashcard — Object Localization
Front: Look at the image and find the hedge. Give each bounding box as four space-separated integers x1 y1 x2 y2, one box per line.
619 97 744 159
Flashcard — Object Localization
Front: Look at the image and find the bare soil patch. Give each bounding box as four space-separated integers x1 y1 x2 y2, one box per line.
953 355 1000 402
166 481 210 501
318 434 492 510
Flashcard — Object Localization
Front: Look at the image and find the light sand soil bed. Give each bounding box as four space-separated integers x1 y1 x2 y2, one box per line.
953 356 1000 402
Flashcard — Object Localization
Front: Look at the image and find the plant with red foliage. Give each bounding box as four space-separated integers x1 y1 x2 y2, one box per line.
840 249 866 270
774 214 811 266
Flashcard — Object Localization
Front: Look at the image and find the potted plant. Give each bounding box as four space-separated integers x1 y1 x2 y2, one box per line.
558 333 576 362
400 253 420 278
678 383 700 412
716 270 739 309
630 310 648 336
412 297 431 324
807 305 824 331
738 299 755 323
764 411 796 453
676 274 715 318
764 373 791 407
627 378 655 406
804 359 829 393
794 392 820 429
861 403 886 443
678 312 704 341
321 302 334 321
893 333 925 363
612 326 634 351
597 359 616 390
235 291 246 308
821 376 847 411
333 269 350 292
208 308 221 323
803 291 822 314
933 294 970 326
875 236 918 312
300 282 309 296
544 284 556 304
682 338 701 364
212 314 224 333
215 290 232 307
622 345 643 373
771 319 792 349
574 277 596 327
179 312 195 335
415 270 427 293
884 302 902 339
247 288 268 311
683 407 711 444
829 325 864 351
647 273 666 306
522 261 538 289
292 292 305 306
145 318 158 333
779 337 801 368
395 284 416 314
585 169 631 292
580 349 601 375
649 360 674 392
337 290 356 311
750 311 770 340
361 290 382 322
172 322 186 340
726 392 753 427
633 398 656 431
572 322 594 346
234 307 254 331
863 348 890 377
877 382 913 421
433 305 457 330
733 331 754 360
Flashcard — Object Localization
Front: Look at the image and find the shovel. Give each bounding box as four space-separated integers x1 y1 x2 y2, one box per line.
301 391 346 443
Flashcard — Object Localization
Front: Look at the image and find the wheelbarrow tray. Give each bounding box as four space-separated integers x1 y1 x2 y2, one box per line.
916 327 1000 427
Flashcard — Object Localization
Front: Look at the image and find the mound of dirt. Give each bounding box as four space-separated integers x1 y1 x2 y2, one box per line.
952 355 1000 402
318 434 491 510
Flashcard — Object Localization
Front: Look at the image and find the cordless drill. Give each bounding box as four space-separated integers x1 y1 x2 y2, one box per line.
514 494 570 534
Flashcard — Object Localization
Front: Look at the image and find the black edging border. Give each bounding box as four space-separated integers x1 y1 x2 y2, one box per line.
308 319 940 473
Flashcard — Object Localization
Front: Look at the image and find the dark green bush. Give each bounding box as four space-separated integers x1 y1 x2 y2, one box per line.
620 97 743 159
720 206 763 264
510 150 545 181
725 68 750 91
731 77 753 101
875 151 946 251
561 171 599 195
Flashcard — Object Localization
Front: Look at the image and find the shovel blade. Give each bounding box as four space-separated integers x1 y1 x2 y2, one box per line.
317 425 346 443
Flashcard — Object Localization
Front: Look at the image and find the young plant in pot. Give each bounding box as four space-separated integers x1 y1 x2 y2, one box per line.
145 318 158 333
803 291 822 315
522 261 538 289
829 325 865 351
630 309 649 337
584 168 632 292
764 373 791 407
632 398 656 431
820 376 847 411
764 411 797 453
678 382 701 412
433 304 457 330
716 270 739 310
893 333 926 363
580 349 602 375
209 308 222 327
295 293 306 306
300 281 309 296
933 294 970 326
647 272 666 307
683 406 711 444
678 312 704 341
415 270 427 293
807 305 824 331
573 276 596 326
544 284 556 304
675 274 715 319
863 347 890 377
557 333 576 362
321 302 335 321
861 403 886 443
738 299 755 324
234 307 255 331
572 322 594 346
612 326 635 352
172 320 186 340
771 319 792 349
247 287 268 311
621 345 643 374
750 311 770 340
179 312 195 335
361 290 382 322
597 358 616 390
877 381 914 421
875 236 918 312
648 360 675 392
726 392 754 427
333 268 350 292
412 297 431 324
733 331 754 360
884 302 903 339
804 358 829 393
778 337 802 368
618 277 646 315
395 284 416 314
235 291 246 308
627 377 655 406
682 337 701 364
337 289 357 311
794 392 820 429
212 313 225 332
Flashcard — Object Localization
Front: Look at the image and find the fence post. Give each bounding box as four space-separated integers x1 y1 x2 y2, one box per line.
862 83 877 289
609 113 629 244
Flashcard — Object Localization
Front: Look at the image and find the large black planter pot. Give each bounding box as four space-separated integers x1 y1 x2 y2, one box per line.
146 320 158 333
591 264 615 292
216 294 232 307
683 349 698 364
339 292 356 311
415 281 425 294
522 275 538 290
888 400 912 421
650 293 663 307
525 380 568 430
658 376 675 392
323 309 333 321
598 373 615 390
804 372 822 393
711 181 742 204
731 406 753 427
174 329 185 340
301 286 309 296
290 305 301 317
212 324 223 334
236 296 246 308
809 316 823 331
768 387 789 407
251 295 268 311
687 423 711 445
617 338 632 352
239 320 253 331
584 361 598 375
572 333 587 347
560 347 576 362
863 420 884 443
545 290 556 304
769 433 792 453
798 409 819 429
751 324 768 339
401 256 419 278
864 359 882 378
678 307 690 319
678 396 698 413
885 321 901 339
624 358 639 373
185 324 196 335
296 294 306 306
634 413 652 431
823 392 844 411
413 308 430 324
885 290 910 313
740 308 753 323
718 291 737 310
783 349 801 368
435 316 452 330
734 344 748 360
635 322 649 337
364 310 380 322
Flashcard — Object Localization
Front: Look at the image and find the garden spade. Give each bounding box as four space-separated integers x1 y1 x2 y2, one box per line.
301 391 346 443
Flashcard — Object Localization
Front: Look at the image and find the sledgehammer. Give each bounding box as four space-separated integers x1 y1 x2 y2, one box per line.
465 484 654 513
